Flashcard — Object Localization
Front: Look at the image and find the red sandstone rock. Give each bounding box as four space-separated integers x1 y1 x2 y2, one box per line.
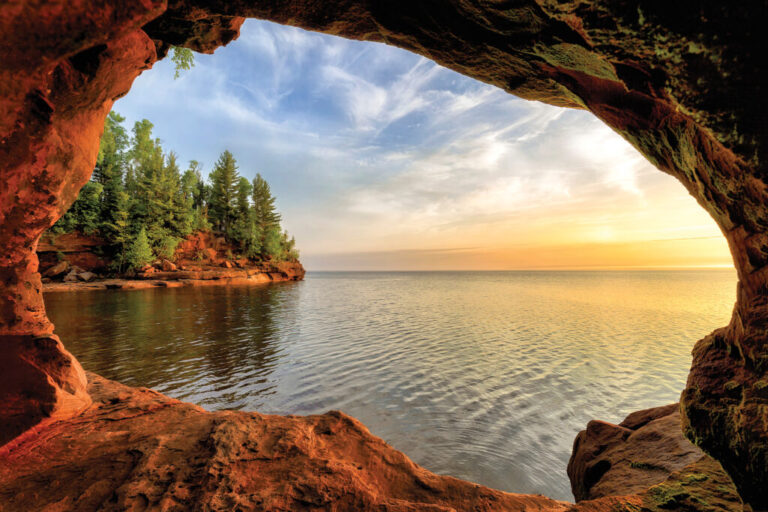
77 271 96 282
1 1 766 508
0 375 741 512
569 405 701 500
0 374 574 512
38 231 109 275
0 335 91 446
161 259 177 272
568 404 741 510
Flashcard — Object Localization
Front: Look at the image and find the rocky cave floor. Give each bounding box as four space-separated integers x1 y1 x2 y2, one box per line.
0 374 742 511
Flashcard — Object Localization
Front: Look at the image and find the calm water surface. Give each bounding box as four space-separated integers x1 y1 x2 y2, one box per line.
46 270 736 500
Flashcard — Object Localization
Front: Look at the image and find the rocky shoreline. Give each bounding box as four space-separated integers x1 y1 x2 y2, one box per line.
43 266 305 293
38 231 305 293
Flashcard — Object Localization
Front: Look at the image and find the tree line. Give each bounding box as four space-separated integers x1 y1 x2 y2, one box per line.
52 111 299 271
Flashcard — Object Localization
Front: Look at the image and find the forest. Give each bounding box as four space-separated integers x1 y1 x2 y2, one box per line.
51 111 299 272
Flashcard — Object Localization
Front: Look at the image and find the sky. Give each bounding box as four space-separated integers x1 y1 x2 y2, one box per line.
114 19 733 270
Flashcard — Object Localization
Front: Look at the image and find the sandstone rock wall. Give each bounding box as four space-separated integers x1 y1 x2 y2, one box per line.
1 1 765 508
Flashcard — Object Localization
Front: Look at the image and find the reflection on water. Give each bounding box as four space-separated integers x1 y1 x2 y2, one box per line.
46 270 736 500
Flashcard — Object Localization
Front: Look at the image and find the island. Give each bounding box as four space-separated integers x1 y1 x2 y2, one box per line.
37 112 304 292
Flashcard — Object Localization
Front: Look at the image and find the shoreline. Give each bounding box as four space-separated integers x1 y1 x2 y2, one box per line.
43 268 303 293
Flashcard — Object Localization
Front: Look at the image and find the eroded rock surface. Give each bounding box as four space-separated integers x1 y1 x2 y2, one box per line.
568 403 741 510
0 373 575 512
0 378 743 511
1 1 766 508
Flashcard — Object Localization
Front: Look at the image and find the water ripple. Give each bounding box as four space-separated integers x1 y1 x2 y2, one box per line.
46 270 736 501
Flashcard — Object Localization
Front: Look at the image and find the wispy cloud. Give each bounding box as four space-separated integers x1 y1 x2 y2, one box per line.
114 18 730 269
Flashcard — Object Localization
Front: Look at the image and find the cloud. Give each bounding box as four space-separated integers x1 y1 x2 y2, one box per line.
114 18 729 269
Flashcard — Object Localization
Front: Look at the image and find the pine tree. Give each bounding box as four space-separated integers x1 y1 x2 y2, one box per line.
263 224 284 261
251 173 281 235
46 111 301 271
229 177 255 252
93 111 128 185
126 227 153 270
100 165 130 254
208 150 239 233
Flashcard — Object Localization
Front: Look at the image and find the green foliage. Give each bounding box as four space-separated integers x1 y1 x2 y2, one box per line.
170 46 195 79
48 110 300 272
208 150 240 233
51 181 103 234
156 233 181 261
252 173 281 233
263 225 284 261
94 111 128 184
126 227 154 270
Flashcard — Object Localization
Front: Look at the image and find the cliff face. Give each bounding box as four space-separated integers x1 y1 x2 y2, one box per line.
0 1 765 509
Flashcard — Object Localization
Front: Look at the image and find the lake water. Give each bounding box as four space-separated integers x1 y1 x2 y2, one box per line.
45 270 736 501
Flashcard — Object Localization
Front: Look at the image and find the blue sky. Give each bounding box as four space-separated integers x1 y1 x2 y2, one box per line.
115 19 730 270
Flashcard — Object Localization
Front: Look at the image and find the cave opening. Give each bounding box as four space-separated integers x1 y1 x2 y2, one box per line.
41 19 736 502
1 3 764 510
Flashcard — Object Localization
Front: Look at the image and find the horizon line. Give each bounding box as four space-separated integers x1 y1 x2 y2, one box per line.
304 264 735 272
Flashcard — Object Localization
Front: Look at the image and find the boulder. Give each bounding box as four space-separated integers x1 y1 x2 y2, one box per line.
222 260 232 269
77 271 96 282
62 270 79 283
161 259 177 272
569 404 708 501
203 248 217 260
42 260 69 278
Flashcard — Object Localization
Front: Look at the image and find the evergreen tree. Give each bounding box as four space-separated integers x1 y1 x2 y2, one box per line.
126 227 154 270
251 173 281 235
263 224 284 261
164 151 193 238
93 111 128 185
208 150 239 233
47 110 300 272
100 165 130 263
230 177 255 252
52 181 103 234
